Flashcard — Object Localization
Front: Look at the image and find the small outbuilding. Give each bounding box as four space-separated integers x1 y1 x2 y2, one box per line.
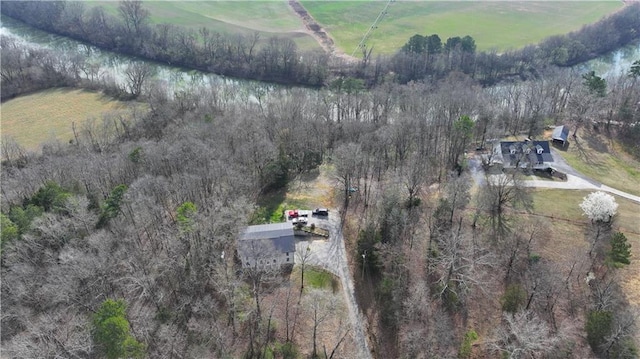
238 223 295 269
552 125 570 147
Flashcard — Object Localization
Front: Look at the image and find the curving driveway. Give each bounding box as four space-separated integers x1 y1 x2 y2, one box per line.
294 213 372 359
469 149 640 204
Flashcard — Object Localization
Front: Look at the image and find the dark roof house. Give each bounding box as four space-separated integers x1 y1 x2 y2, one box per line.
238 223 295 268
552 125 570 147
492 140 554 169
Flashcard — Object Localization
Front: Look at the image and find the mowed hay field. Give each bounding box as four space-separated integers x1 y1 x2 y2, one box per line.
530 189 640 337
1 88 131 151
90 1 320 51
301 1 624 54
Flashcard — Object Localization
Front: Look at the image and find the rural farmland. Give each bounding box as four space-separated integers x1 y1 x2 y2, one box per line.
75 1 625 55
88 1 321 51
301 1 624 54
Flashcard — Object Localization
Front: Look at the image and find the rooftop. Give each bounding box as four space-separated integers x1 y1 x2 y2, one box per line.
552 125 570 142
240 222 295 253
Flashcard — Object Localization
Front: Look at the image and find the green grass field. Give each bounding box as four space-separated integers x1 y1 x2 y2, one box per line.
1 88 130 151
90 1 320 51
301 1 624 54
85 1 624 55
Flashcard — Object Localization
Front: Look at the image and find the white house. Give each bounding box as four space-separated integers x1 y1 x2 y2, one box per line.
238 223 296 269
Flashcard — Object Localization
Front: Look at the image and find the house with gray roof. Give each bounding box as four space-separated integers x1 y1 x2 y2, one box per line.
491 140 554 170
238 223 295 269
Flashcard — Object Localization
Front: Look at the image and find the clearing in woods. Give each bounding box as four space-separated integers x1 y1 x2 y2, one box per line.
300 1 624 55
252 164 336 224
1 88 135 151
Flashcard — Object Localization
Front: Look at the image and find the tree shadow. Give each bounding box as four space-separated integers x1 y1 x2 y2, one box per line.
572 137 595 165
552 141 570 152
584 131 609 154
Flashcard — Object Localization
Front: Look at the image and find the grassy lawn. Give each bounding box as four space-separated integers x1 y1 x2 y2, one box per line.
301 1 623 54
1 88 132 151
90 1 320 51
530 189 640 316
292 266 339 291
556 130 640 197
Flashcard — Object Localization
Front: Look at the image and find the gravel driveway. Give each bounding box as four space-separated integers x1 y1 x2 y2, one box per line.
293 212 372 359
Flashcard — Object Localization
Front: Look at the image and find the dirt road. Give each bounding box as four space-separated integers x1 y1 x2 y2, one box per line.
287 0 358 63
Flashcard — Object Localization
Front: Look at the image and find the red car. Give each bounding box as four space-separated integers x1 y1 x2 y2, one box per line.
288 210 299 218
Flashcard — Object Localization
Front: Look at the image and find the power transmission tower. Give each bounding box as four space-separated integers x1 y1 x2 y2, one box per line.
351 0 394 58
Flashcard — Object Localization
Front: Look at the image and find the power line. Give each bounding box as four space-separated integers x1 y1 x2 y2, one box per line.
351 0 394 58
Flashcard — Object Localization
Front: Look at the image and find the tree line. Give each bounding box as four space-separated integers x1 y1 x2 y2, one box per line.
2 1 639 88
1 0 329 87
372 3 640 86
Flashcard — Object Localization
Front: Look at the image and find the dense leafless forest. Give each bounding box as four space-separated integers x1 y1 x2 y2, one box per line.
2 1 640 358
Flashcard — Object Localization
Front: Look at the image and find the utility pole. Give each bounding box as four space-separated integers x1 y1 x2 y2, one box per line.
351 0 394 58
361 250 367 280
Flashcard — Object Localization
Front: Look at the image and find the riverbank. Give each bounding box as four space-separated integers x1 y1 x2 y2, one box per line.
3 2 640 90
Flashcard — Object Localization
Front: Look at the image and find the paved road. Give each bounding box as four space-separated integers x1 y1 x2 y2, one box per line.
293 213 372 359
469 151 640 204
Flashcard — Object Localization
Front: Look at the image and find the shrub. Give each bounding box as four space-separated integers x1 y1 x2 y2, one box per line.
273 341 299 359
501 284 527 313
92 299 145 359
585 310 612 353
459 329 478 359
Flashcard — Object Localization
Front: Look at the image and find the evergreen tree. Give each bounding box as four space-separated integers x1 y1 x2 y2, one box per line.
97 184 128 228
608 232 632 268
582 71 607 97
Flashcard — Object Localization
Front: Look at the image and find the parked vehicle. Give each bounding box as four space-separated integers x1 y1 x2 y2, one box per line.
312 208 329 216
288 210 299 218
292 217 308 225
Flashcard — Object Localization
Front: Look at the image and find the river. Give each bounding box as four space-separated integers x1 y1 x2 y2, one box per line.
0 14 255 97
3 13 639 96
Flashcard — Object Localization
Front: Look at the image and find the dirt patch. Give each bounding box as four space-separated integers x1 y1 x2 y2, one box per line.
287 0 358 64
287 164 338 209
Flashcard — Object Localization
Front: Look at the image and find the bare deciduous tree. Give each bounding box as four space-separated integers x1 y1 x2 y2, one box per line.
124 62 154 98
489 311 562 359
